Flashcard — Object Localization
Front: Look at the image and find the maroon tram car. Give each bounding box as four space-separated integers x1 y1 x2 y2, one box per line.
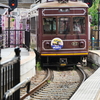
29 0 89 67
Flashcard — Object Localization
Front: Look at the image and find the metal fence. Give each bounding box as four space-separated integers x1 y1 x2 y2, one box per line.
0 30 30 51
4 29 25 48
0 47 20 100
90 40 99 50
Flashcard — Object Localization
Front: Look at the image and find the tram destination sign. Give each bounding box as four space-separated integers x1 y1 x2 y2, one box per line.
42 8 86 16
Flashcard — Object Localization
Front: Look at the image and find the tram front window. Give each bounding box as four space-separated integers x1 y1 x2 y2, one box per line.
73 17 85 34
59 17 70 34
43 18 56 34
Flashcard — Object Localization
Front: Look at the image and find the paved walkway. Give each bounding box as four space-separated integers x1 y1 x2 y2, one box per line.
0 48 35 64
70 50 100 100
89 50 100 55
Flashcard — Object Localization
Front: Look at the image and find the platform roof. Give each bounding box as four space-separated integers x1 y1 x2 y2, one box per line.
0 3 9 8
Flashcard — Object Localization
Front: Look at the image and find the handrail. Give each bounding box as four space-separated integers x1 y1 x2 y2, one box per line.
1 57 18 67
3 77 31 100
20 69 52 100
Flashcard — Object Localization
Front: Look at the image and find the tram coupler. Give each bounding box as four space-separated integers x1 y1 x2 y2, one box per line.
60 58 67 66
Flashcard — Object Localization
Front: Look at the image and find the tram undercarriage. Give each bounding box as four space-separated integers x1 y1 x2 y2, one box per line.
40 56 87 67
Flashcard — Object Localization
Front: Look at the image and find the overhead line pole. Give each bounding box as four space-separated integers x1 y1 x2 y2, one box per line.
98 1 100 47
8 9 10 47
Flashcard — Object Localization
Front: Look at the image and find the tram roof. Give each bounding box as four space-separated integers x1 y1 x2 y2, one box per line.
33 1 88 9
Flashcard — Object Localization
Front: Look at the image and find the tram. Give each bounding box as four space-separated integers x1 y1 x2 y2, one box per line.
29 0 89 67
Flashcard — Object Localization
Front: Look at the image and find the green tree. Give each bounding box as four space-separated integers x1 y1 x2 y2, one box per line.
88 0 100 26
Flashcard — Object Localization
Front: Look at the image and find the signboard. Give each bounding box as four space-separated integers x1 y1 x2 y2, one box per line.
51 38 63 50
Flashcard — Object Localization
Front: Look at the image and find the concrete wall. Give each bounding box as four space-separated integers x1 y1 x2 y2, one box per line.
88 50 100 67
20 51 36 82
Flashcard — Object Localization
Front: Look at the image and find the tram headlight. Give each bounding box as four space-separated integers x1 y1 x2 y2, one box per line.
46 41 50 45
79 41 84 48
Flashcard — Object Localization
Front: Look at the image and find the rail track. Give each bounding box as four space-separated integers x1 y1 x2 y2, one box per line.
20 66 89 100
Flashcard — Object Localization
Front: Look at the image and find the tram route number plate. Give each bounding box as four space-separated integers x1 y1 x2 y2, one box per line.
60 63 66 66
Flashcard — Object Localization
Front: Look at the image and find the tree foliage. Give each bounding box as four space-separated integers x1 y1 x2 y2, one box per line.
88 0 100 26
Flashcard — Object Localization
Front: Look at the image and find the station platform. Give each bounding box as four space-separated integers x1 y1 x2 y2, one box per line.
70 50 100 100
1 47 36 82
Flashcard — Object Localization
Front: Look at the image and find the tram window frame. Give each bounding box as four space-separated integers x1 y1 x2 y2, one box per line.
73 17 85 34
43 17 57 34
58 17 70 34
30 17 36 34
22 19 26 31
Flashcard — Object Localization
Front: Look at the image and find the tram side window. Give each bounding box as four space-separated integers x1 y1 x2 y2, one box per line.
30 17 35 34
59 17 70 34
43 18 56 34
73 17 85 34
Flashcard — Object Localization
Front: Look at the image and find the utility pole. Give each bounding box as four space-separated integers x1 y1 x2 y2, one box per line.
8 9 10 47
98 1 100 47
